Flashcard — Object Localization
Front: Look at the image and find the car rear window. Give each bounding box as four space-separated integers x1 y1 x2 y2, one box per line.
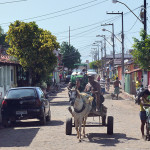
6 89 36 99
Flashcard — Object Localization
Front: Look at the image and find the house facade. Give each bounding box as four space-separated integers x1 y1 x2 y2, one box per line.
0 54 18 99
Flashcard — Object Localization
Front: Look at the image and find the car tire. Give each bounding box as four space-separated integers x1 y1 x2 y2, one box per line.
46 110 51 122
40 112 46 125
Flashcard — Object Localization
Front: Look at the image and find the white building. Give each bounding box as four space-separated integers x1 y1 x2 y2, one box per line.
0 54 18 99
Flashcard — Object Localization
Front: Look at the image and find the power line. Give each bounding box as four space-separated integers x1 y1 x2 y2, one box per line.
56 5 143 37
0 0 27 4
0 0 108 26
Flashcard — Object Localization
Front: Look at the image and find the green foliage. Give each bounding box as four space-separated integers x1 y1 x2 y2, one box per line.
45 74 53 86
89 60 102 69
0 26 7 47
60 42 81 70
132 29 150 70
5 20 60 85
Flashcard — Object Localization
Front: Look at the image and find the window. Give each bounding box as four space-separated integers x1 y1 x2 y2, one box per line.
7 66 10 85
37 88 45 98
6 89 36 99
11 69 14 82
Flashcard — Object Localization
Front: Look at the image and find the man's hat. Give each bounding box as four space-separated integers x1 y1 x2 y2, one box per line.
88 74 95 78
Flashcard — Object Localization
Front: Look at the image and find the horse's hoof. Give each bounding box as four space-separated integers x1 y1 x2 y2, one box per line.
79 139 81 142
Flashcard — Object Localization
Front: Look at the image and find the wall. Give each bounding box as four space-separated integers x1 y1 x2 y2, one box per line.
0 65 16 99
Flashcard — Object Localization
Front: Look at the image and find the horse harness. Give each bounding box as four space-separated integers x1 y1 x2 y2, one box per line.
74 95 86 113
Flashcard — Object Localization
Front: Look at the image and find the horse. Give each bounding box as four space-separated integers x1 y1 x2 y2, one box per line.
68 88 93 142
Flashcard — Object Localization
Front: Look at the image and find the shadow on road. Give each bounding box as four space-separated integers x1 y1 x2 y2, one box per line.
104 94 124 100
49 120 64 126
11 119 64 127
50 100 70 106
86 133 139 146
0 119 64 147
0 127 40 147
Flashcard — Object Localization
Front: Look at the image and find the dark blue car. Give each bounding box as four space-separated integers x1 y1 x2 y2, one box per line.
1 87 51 127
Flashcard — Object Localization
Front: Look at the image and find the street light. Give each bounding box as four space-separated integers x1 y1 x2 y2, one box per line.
92 42 100 61
102 27 115 75
96 35 107 76
112 0 146 33
107 12 124 89
102 28 122 43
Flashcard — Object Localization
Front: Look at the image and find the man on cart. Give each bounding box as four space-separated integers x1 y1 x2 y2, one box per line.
84 74 104 112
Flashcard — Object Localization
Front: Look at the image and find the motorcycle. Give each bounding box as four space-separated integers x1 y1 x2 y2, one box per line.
135 85 145 104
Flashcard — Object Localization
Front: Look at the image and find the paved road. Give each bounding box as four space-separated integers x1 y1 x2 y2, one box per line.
0 84 150 150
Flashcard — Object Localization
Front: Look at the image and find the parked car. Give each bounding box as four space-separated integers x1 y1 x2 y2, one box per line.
1 87 51 127
87 69 97 75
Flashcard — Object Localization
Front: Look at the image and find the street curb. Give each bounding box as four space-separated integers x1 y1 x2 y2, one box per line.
120 89 135 100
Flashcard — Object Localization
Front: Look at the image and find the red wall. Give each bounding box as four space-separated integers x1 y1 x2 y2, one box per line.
118 66 122 80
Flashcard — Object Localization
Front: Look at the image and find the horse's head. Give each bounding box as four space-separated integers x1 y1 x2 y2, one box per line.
69 88 81 106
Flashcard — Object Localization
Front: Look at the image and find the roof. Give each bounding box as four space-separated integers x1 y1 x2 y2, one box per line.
0 54 19 65
106 53 133 59
125 68 142 74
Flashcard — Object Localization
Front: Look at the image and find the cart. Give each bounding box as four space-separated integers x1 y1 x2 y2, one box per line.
65 105 114 135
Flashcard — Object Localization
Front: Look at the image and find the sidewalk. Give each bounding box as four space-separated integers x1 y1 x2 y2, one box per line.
108 84 135 100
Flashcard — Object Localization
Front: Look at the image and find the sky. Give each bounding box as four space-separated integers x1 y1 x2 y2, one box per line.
0 0 150 63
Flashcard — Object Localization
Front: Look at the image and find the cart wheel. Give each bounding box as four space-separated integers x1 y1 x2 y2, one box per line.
66 118 72 135
107 116 113 135
102 116 106 126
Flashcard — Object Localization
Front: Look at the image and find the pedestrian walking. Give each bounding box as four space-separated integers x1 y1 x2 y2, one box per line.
106 76 110 91
113 77 121 100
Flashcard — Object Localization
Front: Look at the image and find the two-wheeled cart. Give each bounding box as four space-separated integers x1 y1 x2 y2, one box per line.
66 106 114 135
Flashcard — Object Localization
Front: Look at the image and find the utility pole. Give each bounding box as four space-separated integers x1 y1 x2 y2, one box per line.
144 0 147 33
69 26 70 45
91 48 97 61
101 23 115 75
107 12 124 89
96 35 107 76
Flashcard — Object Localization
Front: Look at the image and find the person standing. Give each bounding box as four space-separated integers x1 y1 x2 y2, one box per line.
106 76 110 91
113 77 121 100
97 75 101 83
100 77 106 95
137 87 150 139
59 73 62 83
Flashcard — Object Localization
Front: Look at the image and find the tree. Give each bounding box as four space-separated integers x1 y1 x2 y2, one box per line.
0 26 7 47
132 29 150 70
89 60 102 69
60 42 81 70
6 20 60 85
